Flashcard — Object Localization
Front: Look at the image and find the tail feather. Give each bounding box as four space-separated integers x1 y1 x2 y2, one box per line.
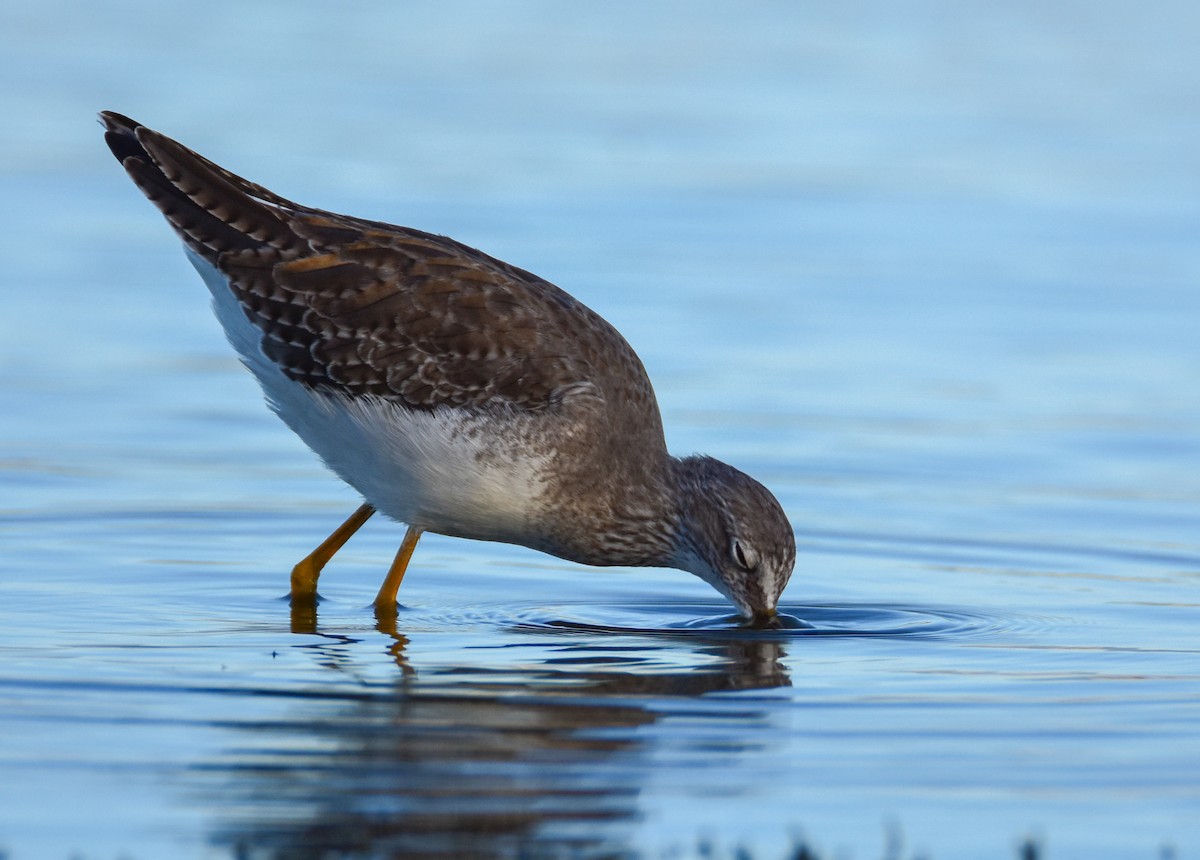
99 111 302 264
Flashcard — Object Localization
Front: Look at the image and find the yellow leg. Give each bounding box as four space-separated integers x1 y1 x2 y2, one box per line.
374 525 423 610
290 503 376 601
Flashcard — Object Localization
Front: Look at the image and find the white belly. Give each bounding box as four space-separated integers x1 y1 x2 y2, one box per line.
186 250 550 542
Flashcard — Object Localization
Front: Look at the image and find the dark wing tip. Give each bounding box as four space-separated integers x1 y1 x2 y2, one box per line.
98 110 140 132
98 111 306 263
99 110 149 164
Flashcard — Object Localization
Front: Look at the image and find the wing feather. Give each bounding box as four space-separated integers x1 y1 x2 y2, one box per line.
101 112 655 419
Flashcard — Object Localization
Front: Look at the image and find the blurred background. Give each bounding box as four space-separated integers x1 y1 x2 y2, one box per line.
1 1 1198 858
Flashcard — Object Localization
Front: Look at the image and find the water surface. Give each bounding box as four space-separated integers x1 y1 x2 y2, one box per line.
2 1 1198 858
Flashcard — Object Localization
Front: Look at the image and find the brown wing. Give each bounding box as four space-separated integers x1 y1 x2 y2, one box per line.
100 112 650 414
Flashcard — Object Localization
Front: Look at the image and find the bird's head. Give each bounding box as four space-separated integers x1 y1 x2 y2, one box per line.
669 456 796 623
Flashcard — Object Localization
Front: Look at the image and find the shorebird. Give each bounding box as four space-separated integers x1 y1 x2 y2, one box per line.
100 111 795 622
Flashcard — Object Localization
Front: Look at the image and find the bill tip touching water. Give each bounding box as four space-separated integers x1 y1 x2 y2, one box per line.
99 110 795 623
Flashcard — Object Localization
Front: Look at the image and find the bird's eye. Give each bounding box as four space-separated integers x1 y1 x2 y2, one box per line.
731 538 758 571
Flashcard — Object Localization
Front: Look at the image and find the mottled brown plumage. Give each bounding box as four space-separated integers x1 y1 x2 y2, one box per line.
101 111 796 620
105 112 654 420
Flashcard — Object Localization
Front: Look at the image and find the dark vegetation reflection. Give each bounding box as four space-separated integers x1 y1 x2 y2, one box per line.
204 604 792 859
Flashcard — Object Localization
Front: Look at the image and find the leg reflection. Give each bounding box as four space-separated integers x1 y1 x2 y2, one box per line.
290 598 319 635
375 605 415 677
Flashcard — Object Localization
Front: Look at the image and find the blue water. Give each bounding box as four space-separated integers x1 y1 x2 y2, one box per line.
2 2 1198 858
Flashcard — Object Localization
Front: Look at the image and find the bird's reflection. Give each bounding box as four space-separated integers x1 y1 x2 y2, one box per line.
214 600 793 858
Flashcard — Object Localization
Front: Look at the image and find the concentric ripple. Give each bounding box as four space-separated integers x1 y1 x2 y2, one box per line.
506 601 1026 641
